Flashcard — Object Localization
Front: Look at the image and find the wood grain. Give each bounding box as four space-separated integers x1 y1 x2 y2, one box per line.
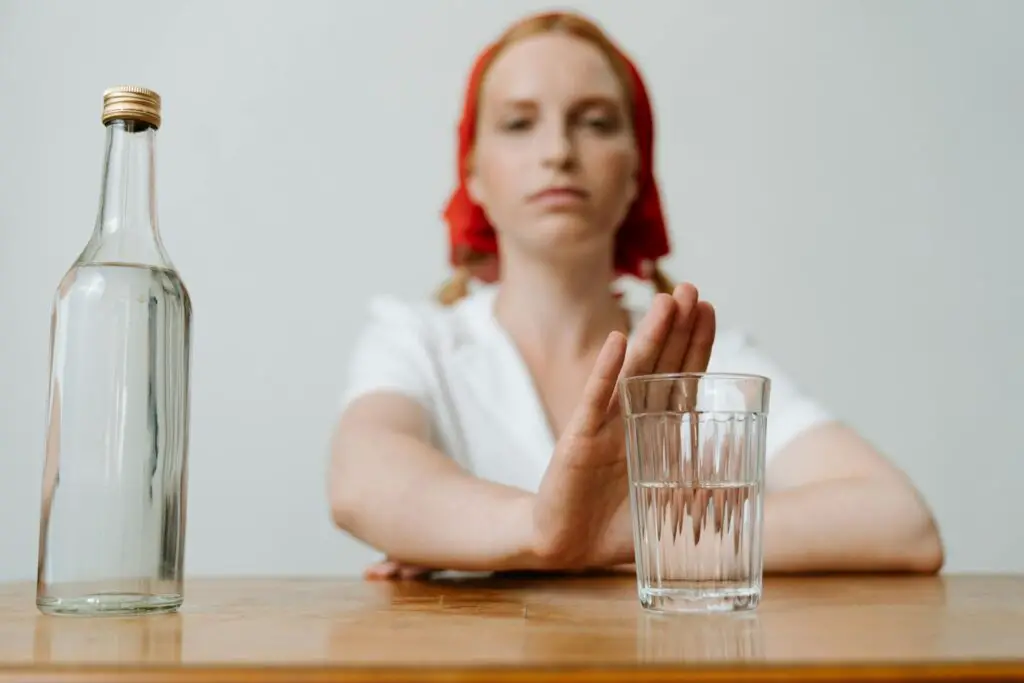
0 574 1022 682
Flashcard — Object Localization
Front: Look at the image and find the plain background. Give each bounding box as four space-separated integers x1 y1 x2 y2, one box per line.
1 0 1021 581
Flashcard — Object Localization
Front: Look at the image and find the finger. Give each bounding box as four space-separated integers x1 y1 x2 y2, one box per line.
667 418 684 485
610 294 675 421
734 488 747 555
614 294 676 416
399 565 433 580
713 437 728 534
649 284 699 410
723 488 733 534
363 561 399 580
564 331 627 437
681 302 716 373
671 484 683 542
654 284 699 374
713 487 726 534
691 487 703 545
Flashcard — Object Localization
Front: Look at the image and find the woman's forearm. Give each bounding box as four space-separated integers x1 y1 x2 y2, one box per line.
762 477 944 574
330 427 542 572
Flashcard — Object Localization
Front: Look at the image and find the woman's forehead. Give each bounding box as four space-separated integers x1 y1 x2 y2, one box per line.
481 33 624 105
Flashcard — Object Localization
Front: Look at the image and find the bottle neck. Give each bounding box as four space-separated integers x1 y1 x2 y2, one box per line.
79 119 172 269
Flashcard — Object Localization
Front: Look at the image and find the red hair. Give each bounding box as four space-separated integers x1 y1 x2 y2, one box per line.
438 11 674 304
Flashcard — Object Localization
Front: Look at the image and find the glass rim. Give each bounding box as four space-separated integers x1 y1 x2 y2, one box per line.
619 371 770 386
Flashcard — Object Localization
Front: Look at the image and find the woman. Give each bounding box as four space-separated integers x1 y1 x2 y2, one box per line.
328 11 943 579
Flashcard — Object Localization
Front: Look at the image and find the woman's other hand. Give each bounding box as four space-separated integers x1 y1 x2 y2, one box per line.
363 559 435 581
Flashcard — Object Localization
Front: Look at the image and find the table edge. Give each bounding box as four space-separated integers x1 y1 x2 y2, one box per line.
2 662 1024 683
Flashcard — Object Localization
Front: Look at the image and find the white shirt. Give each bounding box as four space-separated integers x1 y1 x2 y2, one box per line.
340 285 832 493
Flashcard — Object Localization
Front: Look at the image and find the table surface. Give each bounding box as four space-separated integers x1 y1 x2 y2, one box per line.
0 573 1023 682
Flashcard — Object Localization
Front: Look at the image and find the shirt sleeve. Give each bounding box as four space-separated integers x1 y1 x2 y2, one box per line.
709 332 835 463
338 296 439 414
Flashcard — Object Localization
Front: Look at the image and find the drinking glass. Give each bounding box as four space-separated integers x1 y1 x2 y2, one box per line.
619 373 770 613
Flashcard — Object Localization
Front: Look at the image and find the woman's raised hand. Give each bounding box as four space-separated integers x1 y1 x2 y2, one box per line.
531 284 716 569
362 284 715 581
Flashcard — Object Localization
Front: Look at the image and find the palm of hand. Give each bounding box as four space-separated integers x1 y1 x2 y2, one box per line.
533 419 630 568
532 284 716 571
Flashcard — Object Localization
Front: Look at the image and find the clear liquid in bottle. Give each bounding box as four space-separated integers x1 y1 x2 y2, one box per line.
36 86 192 616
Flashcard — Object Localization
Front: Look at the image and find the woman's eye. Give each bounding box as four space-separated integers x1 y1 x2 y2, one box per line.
583 116 618 132
500 118 532 132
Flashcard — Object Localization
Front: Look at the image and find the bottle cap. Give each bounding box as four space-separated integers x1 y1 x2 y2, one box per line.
102 85 161 128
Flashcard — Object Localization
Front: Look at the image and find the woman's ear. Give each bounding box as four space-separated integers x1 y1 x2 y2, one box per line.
467 173 485 205
466 152 485 205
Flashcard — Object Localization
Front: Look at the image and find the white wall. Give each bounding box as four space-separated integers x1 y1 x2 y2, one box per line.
1 0 1021 581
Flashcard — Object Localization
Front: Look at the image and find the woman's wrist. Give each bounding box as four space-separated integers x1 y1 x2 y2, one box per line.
508 493 554 572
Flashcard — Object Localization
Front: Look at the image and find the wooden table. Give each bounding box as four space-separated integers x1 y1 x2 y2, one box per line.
0 574 1022 682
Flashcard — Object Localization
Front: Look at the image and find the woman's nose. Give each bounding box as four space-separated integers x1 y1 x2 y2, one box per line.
538 123 577 170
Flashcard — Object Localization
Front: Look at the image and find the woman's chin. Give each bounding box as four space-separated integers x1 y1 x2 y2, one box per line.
529 212 614 245
511 228 614 268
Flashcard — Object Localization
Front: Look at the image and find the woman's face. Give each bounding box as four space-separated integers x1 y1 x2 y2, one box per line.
468 32 638 266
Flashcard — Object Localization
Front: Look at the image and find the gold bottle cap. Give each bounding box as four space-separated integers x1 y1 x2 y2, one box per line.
101 85 162 128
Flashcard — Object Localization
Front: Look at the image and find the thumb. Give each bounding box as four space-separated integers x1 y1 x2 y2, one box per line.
563 331 627 438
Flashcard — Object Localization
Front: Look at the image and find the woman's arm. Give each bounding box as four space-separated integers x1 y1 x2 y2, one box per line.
335 288 704 578
763 422 944 574
329 392 541 572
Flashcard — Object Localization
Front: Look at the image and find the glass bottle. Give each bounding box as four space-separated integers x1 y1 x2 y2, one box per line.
36 86 192 616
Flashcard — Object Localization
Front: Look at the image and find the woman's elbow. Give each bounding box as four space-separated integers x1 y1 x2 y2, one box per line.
904 507 945 574
328 480 360 533
888 479 944 574
326 428 367 534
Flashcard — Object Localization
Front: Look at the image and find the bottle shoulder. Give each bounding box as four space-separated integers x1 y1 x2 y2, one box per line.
52 262 190 311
